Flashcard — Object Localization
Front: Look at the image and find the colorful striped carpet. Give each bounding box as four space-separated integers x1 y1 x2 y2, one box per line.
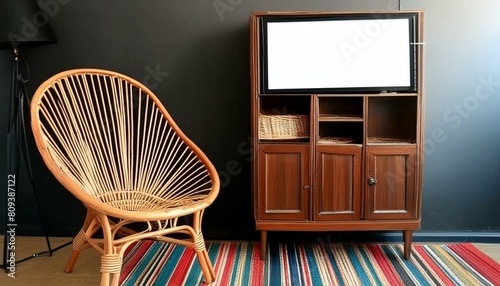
119 241 500 285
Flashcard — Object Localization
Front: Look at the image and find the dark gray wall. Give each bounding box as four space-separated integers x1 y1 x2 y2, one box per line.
1 0 499 239
403 0 500 233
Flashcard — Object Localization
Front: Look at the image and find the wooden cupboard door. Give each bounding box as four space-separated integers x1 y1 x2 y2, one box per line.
257 145 309 220
365 146 417 220
315 145 361 221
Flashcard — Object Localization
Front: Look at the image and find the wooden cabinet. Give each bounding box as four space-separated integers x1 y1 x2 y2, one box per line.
258 144 309 221
315 145 361 221
250 11 424 260
365 146 418 220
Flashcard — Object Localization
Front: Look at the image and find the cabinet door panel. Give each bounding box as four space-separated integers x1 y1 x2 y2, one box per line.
365 146 417 220
315 145 361 220
258 145 309 220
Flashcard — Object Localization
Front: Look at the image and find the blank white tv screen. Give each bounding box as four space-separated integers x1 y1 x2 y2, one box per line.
262 15 416 93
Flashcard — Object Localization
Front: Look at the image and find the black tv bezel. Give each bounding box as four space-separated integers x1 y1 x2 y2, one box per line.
259 13 419 94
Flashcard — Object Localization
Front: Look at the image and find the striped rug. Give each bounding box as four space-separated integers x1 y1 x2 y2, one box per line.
119 241 500 285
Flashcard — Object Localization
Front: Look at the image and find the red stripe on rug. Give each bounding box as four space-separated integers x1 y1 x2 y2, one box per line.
368 244 403 285
281 243 290 286
209 242 236 285
120 240 155 284
166 247 196 285
412 245 455 285
211 242 226 282
143 245 171 286
250 242 264 285
448 243 500 283
122 241 138 258
219 243 238 285
298 244 312 285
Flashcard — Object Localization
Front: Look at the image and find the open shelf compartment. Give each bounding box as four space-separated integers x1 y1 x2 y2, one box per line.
318 121 363 144
367 97 417 144
259 96 310 141
318 97 363 122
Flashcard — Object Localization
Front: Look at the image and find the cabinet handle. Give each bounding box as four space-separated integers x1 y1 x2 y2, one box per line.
367 177 377 186
303 185 310 190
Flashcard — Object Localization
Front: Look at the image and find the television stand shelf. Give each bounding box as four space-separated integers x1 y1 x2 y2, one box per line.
250 10 425 260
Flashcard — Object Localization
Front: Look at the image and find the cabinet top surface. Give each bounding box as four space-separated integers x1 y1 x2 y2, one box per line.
250 10 424 17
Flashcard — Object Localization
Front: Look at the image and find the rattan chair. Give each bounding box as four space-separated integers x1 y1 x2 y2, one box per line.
30 68 220 285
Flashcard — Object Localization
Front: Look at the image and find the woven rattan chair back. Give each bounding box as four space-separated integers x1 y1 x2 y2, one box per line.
30 69 220 285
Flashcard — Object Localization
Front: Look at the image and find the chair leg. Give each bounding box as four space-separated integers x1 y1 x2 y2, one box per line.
199 249 215 283
99 214 123 286
99 270 121 286
192 230 215 284
204 250 215 280
65 227 90 273
101 272 111 286
65 249 81 273
192 211 215 283
100 253 123 286
66 209 96 273
111 272 120 286
203 249 215 282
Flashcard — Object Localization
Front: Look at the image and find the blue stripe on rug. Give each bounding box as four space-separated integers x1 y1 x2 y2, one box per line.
410 246 443 285
325 243 345 286
345 244 375 285
182 244 209 284
231 243 244 285
152 243 185 285
239 242 253 285
357 245 385 285
286 243 301 285
121 240 164 285
381 245 417 286
421 244 463 284
141 242 169 284
268 243 282 286
303 243 322 285
395 245 433 286
384 244 431 286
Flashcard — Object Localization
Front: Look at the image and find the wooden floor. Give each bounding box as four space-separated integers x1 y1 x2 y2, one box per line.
0 237 100 285
0 236 499 285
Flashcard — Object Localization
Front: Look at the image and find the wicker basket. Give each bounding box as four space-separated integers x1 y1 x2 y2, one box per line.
259 114 309 140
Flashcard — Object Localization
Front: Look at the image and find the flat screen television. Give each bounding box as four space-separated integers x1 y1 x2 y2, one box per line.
260 13 419 94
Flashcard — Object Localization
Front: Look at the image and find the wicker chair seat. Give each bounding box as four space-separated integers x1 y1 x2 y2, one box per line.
96 190 207 212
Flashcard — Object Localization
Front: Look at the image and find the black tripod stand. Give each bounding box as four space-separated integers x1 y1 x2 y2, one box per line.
1 47 71 273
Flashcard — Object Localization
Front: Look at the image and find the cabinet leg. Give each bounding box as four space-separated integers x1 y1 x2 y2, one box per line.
403 230 412 260
260 230 267 260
